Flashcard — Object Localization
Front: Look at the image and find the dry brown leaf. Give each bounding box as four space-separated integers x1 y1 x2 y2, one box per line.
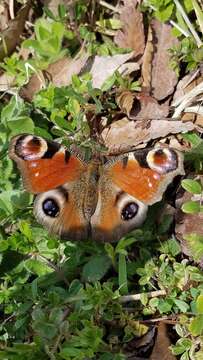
101 117 195 153
123 326 156 358
116 92 169 120
43 0 74 17
116 91 137 118
0 1 9 31
114 5 145 60
122 0 141 5
151 19 179 101
0 72 15 92
90 52 134 89
150 322 176 360
20 52 89 101
173 73 203 126
135 93 169 119
142 25 153 88
0 1 31 61
173 70 201 101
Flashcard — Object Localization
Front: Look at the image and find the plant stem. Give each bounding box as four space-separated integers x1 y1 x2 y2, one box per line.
120 289 166 303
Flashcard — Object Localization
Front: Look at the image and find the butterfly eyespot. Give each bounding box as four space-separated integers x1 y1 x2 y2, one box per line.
42 198 60 217
121 202 139 221
15 135 48 160
146 148 178 174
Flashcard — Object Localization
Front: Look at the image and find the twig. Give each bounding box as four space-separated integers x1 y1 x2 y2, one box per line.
174 0 203 48
169 20 190 37
99 0 121 13
119 289 166 303
9 0 15 19
172 80 203 117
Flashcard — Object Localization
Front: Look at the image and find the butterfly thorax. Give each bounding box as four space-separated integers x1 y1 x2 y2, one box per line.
82 162 100 220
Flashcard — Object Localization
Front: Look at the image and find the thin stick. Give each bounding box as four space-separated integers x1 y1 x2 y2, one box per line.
9 0 15 19
119 289 166 303
100 0 121 13
174 0 203 47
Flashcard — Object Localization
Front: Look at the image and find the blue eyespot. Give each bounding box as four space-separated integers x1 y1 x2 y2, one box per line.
121 202 138 221
42 198 59 217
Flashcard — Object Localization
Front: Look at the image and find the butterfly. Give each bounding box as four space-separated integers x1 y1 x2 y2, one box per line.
9 134 184 242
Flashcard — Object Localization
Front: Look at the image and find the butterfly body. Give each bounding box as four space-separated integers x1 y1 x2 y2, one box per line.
9 134 184 242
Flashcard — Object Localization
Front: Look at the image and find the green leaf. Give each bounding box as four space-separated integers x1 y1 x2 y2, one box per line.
172 338 192 355
7 116 34 135
181 201 200 214
25 259 53 276
59 347 85 359
189 314 203 336
82 255 111 282
196 294 203 314
192 0 203 34
155 3 174 22
173 299 189 312
118 253 128 295
184 233 203 261
181 179 202 194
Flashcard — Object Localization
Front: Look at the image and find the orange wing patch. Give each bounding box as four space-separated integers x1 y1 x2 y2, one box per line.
21 152 85 193
109 159 163 204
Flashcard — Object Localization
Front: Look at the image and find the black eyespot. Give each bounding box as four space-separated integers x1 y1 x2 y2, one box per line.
42 198 59 217
121 202 139 221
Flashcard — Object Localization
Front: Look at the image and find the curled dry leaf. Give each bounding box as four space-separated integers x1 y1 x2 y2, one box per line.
101 117 195 153
117 92 169 120
116 90 138 118
151 19 179 101
123 326 156 358
0 1 31 61
142 25 153 89
150 322 176 360
114 5 145 60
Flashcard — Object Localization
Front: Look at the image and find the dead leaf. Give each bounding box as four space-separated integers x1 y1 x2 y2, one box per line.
135 93 169 119
0 1 9 31
173 69 201 101
0 72 15 92
151 20 179 101
122 0 141 6
90 52 134 89
0 1 31 61
173 73 203 127
116 91 138 118
101 117 195 153
43 0 74 17
123 326 156 358
142 25 153 88
20 52 89 101
114 5 145 60
116 92 169 119
150 322 176 360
